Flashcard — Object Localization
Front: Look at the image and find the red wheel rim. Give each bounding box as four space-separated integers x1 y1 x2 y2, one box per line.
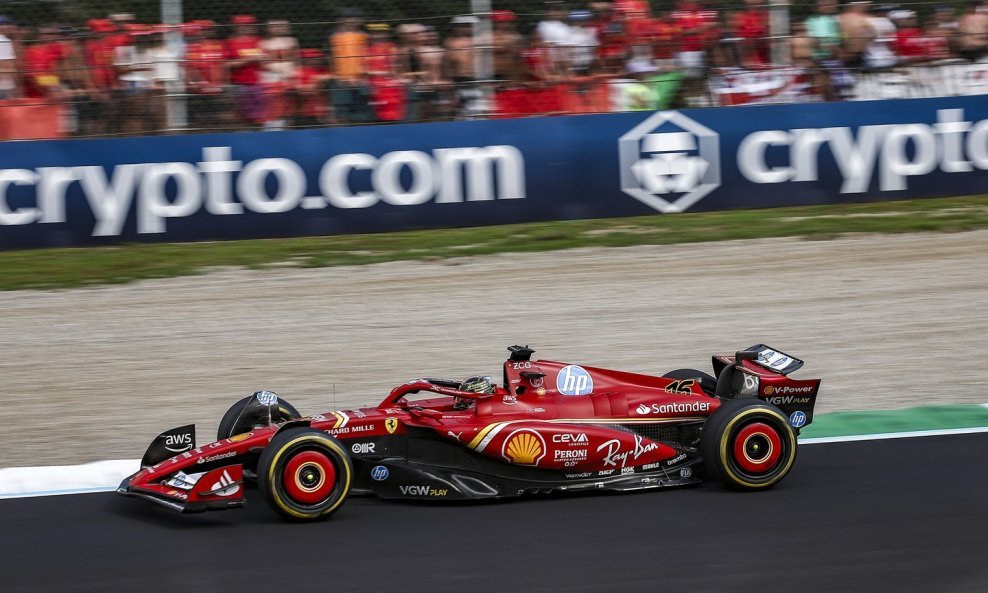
732 422 783 474
283 450 337 505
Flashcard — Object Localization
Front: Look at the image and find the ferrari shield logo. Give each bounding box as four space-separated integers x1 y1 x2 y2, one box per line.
385 418 399 434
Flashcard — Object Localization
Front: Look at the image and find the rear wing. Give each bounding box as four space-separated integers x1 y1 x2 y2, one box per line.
747 344 804 375
714 345 803 377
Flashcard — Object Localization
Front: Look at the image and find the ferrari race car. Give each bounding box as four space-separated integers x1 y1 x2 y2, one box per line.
118 344 821 521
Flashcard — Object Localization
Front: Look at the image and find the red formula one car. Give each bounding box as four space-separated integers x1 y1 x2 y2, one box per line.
118 345 821 521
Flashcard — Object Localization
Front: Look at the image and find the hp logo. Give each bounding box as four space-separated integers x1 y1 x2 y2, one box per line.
255 390 279 406
790 411 807 428
556 365 594 396
370 465 389 481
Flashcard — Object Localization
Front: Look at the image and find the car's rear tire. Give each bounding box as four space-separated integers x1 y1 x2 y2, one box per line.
216 395 301 441
702 398 797 490
257 427 353 521
663 368 717 395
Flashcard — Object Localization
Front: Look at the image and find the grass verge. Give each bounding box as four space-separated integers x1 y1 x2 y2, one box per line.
2 194 987 291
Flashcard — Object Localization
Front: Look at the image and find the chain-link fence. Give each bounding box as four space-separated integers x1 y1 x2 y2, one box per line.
0 1 986 139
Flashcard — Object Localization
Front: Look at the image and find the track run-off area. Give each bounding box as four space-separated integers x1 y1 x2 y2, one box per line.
1 230 988 467
0 432 985 593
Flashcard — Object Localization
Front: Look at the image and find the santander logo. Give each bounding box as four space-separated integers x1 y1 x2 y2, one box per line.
636 404 650 415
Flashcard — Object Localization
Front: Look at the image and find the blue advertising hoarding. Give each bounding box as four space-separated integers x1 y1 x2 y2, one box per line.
1 95 987 249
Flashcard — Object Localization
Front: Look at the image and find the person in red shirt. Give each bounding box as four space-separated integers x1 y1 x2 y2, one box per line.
186 20 233 129
294 48 331 126
365 23 406 121
890 10 931 63
671 0 719 77
736 0 770 66
225 14 268 126
651 10 680 64
22 27 69 99
84 20 119 93
592 2 629 75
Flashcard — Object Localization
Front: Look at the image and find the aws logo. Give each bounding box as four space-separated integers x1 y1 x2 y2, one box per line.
502 429 546 466
164 432 193 453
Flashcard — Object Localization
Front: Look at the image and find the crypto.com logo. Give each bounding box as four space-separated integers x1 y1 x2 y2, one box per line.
618 111 721 213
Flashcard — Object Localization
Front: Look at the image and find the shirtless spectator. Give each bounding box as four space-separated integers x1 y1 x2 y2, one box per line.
185 20 231 129
492 10 524 83
408 26 454 120
957 1 988 61
445 16 481 117
840 1 875 68
790 21 816 68
330 9 371 123
226 15 268 127
806 0 841 61
445 15 477 83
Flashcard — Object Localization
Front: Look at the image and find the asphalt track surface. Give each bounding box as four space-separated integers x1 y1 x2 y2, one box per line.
1 434 985 593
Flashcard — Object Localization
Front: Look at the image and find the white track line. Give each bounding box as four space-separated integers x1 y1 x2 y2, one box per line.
800 425 988 444
1 427 986 499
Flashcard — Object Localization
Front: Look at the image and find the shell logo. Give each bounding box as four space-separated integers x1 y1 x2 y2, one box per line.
763 385 775 395
502 429 546 466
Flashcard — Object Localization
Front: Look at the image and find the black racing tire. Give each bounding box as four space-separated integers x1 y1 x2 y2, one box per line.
663 368 717 395
701 398 797 490
257 427 353 521
216 395 302 441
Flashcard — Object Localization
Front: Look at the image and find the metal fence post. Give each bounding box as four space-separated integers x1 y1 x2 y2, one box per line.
472 0 493 117
770 0 791 66
161 0 187 131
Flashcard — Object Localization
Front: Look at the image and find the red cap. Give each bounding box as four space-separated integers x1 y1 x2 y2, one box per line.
231 14 257 25
492 10 517 23
300 48 324 59
88 19 117 34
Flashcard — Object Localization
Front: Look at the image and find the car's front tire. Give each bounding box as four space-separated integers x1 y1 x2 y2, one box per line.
702 398 797 490
257 427 353 521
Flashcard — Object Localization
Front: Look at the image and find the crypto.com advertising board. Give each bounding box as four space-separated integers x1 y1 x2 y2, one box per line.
1 95 987 248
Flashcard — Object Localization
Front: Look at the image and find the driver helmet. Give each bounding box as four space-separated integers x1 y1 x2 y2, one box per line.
455 375 495 409
460 375 495 394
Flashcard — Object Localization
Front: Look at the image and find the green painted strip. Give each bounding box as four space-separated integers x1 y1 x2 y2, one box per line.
801 404 988 439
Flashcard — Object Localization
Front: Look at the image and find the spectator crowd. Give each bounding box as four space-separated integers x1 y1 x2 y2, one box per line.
0 1 986 138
